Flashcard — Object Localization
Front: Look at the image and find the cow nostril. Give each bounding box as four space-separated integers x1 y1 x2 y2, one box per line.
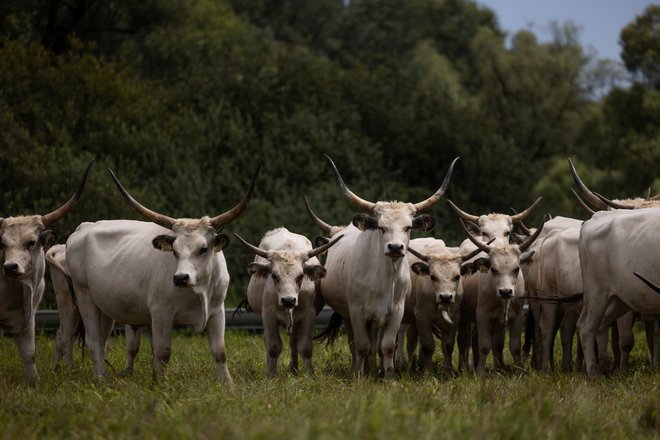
173 274 190 286
387 243 405 254
499 289 513 299
281 297 296 308
438 293 453 304
3 263 19 275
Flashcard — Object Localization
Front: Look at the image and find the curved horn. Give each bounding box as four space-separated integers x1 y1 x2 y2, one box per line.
594 192 634 210
510 208 532 235
462 238 495 261
407 246 430 262
210 162 262 229
650 194 660 201
412 157 460 212
108 168 176 230
519 220 545 253
304 196 333 234
41 160 94 226
568 158 608 210
447 199 480 223
510 197 542 223
633 272 660 294
232 232 270 259
324 154 375 212
308 234 344 259
570 189 595 216
459 219 491 254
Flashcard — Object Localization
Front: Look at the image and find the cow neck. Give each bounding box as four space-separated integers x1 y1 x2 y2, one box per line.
18 250 46 333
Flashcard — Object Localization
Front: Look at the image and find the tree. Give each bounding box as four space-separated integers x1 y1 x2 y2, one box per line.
620 5 660 88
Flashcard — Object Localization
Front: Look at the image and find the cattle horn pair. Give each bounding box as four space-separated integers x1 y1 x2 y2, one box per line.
233 232 344 259
567 158 638 211
407 239 493 263
31 160 94 226
324 154 460 212
460 219 544 254
108 162 262 230
447 197 542 224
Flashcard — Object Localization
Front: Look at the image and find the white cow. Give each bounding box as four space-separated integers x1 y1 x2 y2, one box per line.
234 228 342 377
520 216 584 371
66 166 260 383
46 244 143 374
0 161 92 382
312 155 459 378
457 219 544 376
577 207 660 375
445 199 541 373
402 238 482 374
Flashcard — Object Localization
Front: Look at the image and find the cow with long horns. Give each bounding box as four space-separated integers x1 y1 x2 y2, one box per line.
234 228 342 377
457 219 544 376
310 155 459 378
0 161 92 382
66 165 260 383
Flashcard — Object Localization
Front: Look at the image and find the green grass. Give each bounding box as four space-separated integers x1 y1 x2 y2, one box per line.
0 330 658 439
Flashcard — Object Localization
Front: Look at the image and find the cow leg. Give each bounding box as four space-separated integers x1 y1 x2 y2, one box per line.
416 317 435 375
406 324 419 372
79 302 112 379
508 307 524 371
577 292 610 376
122 325 142 376
14 321 38 383
539 303 559 371
559 306 579 372
644 319 654 363
395 324 408 371
492 320 505 370
653 320 660 369
53 290 79 370
442 324 458 373
380 310 403 379
616 311 635 371
296 311 315 375
343 318 357 373
476 314 494 376
150 316 174 380
348 310 370 378
289 326 300 375
206 311 232 385
262 312 282 378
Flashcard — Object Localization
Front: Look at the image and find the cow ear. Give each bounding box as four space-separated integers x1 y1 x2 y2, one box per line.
412 214 435 231
214 234 230 252
510 233 527 245
153 235 176 252
473 257 491 273
38 230 56 251
314 236 330 247
304 264 327 281
247 262 271 277
352 214 378 231
411 262 430 276
520 250 535 265
460 262 473 276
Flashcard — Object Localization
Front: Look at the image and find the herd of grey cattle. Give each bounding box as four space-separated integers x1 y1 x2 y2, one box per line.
0 156 658 384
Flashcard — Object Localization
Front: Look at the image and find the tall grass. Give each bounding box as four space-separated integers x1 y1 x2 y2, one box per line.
0 330 658 439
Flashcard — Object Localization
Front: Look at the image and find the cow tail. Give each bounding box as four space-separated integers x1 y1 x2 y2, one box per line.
65 276 87 358
232 297 252 319
314 311 342 345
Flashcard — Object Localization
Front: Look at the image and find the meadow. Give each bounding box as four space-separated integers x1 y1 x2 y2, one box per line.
0 329 658 439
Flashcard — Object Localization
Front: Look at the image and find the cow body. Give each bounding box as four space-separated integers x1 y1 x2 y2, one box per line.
522 216 584 371
243 227 335 376
67 219 232 382
578 207 660 375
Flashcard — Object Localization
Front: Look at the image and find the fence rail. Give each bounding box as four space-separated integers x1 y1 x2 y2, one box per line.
28 307 335 333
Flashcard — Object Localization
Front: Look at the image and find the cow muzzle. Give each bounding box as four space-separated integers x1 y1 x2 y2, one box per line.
498 288 513 299
436 293 454 305
385 242 405 258
173 273 190 287
280 296 297 309
3 262 23 279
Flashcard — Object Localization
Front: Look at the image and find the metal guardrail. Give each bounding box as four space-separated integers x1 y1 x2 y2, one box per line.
30 307 335 333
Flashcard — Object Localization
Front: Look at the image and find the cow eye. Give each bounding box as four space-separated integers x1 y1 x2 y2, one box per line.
453 275 460 282
430 275 438 282
27 240 36 248
504 231 510 237
491 268 499 275
296 275 303 284
199 246 208 255
378 227 385 233
513 268 520 275
172 250 179 258
272 274 280 283
404 226 412 232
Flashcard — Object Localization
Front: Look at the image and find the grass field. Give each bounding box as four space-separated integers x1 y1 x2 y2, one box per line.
0 329 658 439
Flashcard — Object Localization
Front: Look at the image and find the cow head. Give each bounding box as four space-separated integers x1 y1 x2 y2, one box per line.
0 161 92 280
447 197 542 246
459 219 543 299
408 245 483 308
109 163 261 288
234 233 343 308
325 154 459 259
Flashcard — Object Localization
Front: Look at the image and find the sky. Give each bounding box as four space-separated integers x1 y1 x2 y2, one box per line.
476 0 656 61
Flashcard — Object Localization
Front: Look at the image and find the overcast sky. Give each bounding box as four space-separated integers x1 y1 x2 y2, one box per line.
476 0 656 61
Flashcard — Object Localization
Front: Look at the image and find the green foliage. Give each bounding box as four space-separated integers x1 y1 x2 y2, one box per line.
620 5 660 87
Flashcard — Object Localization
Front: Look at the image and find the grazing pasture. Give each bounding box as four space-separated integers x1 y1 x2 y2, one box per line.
0 330 658 439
